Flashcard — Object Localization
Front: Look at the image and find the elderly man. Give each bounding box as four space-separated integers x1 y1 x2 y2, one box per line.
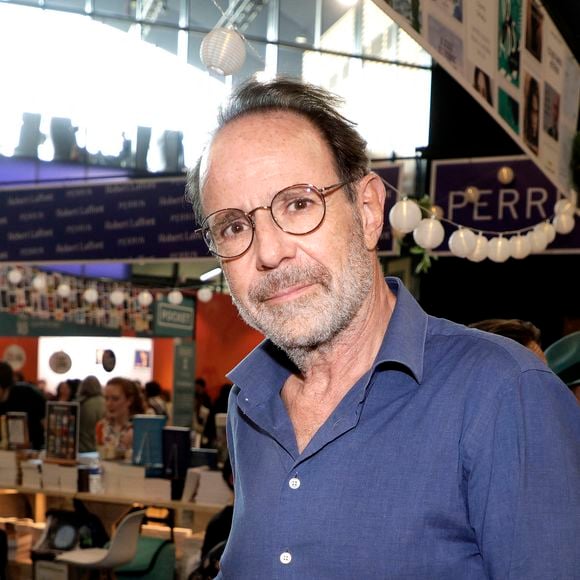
187 78 580 579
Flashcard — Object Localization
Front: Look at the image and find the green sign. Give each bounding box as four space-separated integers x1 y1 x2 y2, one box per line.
0 312 121 337
153 298 194 337
172 339 196 428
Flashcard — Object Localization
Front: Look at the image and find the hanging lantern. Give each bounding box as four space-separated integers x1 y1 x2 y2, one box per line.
197 287 214 303
467 233 488 262
168 289 183 305
464 186 480 203
534 221 556 244
32 274 47 291
83 287 99 304
388 198 422 234
552 212 575 234
200 27 247 76
528 228 548 252
56 283 72 298
497 166 515 185
137 290 154 307
7 269 23 285
448 228 476 258
110 289 126 306
508 234 531 260
554 198 575 216
412 217 445 250
487 237 510 263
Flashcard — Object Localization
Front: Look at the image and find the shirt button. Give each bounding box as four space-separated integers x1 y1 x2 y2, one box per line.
280 551 292 565
288 477 301 489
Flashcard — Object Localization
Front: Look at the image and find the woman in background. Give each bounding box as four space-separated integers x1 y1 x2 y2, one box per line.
96 377 144 460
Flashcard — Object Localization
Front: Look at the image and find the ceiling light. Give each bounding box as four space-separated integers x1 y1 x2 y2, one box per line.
200 267 222 282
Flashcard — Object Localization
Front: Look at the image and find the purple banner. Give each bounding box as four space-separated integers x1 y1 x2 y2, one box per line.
0 178 209 263
430 156 579 253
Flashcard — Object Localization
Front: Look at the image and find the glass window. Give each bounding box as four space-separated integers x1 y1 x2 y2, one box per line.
45 0 86 11
280 0 316 46
94 0 136 19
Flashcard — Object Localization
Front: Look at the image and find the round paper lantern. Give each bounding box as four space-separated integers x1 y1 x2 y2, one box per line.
32 274 47 291
110 289 126 306
137 290 154 307
534 221 556 244
467 233 488 262
7 269 23 285
554 198 575 216
448 228 476 257
497 166 514 184
56 283 71 298
412 218 445 250
487 236 510 263
465 186 480 203
168 290 183 305
552 212 575 234
200 27 247 75
508 234 531 259
388 198 422 234
528 228 548 252
197 287 214 303
83 287 99 304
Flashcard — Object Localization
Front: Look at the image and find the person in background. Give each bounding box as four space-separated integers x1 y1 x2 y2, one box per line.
186 77 580 578
77 375 106 453
56 378 80 402
0 361 46 449
144 380 168 416
469 318 547 362
96 377 144 460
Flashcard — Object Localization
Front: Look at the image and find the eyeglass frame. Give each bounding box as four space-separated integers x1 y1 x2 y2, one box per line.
195 179 355 259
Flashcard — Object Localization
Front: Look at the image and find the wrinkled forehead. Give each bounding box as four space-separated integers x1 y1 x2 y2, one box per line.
199 111 333 208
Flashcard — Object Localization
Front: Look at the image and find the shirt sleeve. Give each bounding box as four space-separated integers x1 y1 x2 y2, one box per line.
463 368 580 579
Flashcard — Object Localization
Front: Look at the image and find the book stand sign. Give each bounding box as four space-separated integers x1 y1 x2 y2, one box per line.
6 411 30 450
45 401 80 465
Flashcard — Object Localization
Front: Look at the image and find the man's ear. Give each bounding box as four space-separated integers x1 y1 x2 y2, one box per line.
357 172 387 250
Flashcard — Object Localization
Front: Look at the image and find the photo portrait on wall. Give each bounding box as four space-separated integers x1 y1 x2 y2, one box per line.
474 67 493 105
523 73 540 155
525 0 543 61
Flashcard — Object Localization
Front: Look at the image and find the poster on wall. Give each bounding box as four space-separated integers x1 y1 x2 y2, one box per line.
45 401 80 464
373 0 580 195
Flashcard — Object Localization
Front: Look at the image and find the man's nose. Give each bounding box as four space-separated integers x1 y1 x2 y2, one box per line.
251 210 296 270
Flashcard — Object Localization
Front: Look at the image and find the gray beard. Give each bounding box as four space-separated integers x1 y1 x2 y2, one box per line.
229 225 374 371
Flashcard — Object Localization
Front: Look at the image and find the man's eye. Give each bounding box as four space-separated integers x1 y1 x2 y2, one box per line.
220 220 250 239
286 197 314 212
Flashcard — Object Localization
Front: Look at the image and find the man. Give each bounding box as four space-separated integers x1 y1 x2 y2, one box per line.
186 78 580 578
0 361 46 449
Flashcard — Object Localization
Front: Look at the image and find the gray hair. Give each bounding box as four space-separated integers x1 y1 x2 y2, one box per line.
185 77 370 224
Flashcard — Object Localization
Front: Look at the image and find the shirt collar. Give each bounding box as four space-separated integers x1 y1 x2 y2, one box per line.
228 277 428 405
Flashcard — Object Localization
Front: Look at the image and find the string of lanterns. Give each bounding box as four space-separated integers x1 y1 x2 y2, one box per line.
4 267 215 306
387 177 578 263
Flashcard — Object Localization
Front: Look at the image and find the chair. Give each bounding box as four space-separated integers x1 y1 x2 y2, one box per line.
55 509 145 570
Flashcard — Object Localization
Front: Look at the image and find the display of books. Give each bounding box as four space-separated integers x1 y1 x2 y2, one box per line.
44 401 80 464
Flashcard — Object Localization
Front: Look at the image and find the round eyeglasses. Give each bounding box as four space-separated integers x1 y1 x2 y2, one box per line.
197 180 352 258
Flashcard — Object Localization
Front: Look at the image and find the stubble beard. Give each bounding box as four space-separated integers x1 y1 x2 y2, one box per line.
228 224 374 370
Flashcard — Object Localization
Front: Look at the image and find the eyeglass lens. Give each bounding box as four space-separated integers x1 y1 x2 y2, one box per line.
203 185 326 258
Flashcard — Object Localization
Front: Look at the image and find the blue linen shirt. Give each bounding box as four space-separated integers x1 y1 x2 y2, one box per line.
219 278 580 579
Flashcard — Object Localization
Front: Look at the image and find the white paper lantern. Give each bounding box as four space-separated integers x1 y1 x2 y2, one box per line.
83 287 99 304
200 27 247 75
137 290 154 307
508 234 531 259
467 234 488 262
487 237 510 263
448 228 476 257
528 228 548 252
7 269 23 285
534 221 556 244
554 198 575 216
32 274 47 291
552 212 575 234
110 289 126 306
413 218 445 250
197 287 214 303
56 283 71 298
388 199 422 234
168 289 183 305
